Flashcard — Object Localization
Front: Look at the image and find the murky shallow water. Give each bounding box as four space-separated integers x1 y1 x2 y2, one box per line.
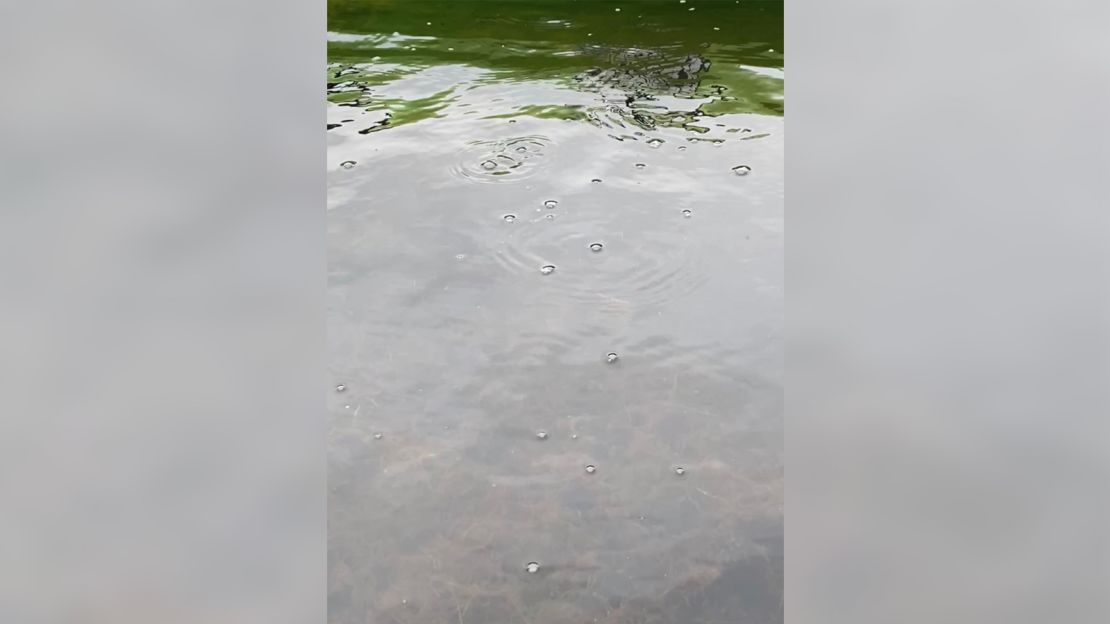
328 2 782 622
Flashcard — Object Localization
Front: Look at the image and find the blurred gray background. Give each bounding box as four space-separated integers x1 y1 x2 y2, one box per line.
0 1 324 623
787 0 1110 622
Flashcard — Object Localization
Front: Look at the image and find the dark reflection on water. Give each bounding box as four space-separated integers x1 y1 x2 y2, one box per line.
329 1 782 622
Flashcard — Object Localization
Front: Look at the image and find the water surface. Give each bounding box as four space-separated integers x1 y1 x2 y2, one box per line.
328 2 783 622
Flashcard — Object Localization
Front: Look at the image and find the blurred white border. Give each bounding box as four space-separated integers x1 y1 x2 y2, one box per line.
787 0 1110 622
1 1 325 622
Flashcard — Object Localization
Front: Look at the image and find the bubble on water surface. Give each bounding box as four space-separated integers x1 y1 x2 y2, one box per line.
585 464 597 474
712 139 724 146
591 178 602 183
335 384 347 392
733 165 752 176
674 466 687 476
491 198 709 307
540 264 556 275
635 163 646 169
373 433 383 440
606 352 619 363
543 199 559 209
682 209 693 218
525 562 541 573
590 243 604 253
339 161 356 169
503 214 517 222
647 138 665 148
453 136 553 183
677 146 687 151
536 430 549 440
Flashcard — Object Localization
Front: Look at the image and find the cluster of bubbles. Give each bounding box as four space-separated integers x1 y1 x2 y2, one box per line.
492 133 752 573
326 25 782 594
336 116 757 577
454 136 553 183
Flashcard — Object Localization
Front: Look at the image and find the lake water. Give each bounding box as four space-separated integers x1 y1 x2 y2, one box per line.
327 2 782 622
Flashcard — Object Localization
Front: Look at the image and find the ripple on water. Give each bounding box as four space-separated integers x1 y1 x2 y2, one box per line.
491 208 709 309
452 135 553 183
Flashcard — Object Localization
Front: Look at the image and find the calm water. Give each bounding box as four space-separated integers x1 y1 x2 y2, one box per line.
327 2 782 622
